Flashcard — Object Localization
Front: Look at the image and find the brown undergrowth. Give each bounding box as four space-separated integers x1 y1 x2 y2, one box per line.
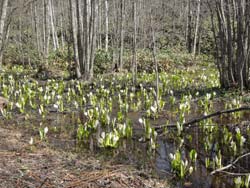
0 125 168 188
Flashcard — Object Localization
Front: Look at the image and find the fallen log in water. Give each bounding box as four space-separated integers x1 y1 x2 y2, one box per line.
155 106 250 133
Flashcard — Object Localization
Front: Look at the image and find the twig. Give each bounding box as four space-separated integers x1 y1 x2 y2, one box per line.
216 170 250 176
155 106 250 132
39 177 49 188
67 169 123 188
211 152 250 175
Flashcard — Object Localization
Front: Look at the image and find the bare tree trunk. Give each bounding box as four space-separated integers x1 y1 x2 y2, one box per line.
210 0 250 90
224 0 235 84
111 0 118 69
18 16 25 65
104 0 109 52
0 16 10 65
70 0 81 78
76 0 84 72
193 0 201 57
84 0 91 77
89 0 98 79
60 0 65 49
0 0 9 66
186 0 192 53
43 0 49 62
171 0 176 38
49 0 59 50
119 0 125 70
132 0 137 85
60 16 64 49
97 0 102 49
32 2 41 58
82 0 98 80
150 11 159 110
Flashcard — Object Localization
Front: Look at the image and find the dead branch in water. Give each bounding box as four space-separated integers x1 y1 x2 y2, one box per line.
155 106 250 132
210 152 250 175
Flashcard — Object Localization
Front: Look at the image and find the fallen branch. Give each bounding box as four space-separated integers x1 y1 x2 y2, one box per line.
155 106 250 132
210 152 250 175
213 171 250 176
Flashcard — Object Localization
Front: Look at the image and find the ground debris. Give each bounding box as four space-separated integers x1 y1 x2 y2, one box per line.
0 127 168 188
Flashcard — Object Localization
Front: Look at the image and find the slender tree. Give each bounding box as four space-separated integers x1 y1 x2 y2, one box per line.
104 0 109 52
186 0 192 53
43 0 49 61
89 0 98 78
209 0 250 90
0 0 9 66
48 0 59 50
150 9 159 110
132 0 137 84
193 0 201 56
70 0 81 78
83 0 91 77
119 0 125 69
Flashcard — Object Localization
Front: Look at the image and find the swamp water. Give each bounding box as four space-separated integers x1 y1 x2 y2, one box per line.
15 110 250 188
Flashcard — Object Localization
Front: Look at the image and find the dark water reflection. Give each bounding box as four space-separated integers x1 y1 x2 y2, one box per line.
154 113 250 188
155 137 234 188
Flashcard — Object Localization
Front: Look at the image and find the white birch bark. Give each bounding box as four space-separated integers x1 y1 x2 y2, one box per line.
0 0 9 66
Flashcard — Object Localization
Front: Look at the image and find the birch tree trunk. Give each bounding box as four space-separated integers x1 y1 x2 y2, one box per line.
0 0 9 66
49 0 59 50
104 0 109 52
76 0 84 71
84 0 91 77
97 0 102 49
43 0 50 62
